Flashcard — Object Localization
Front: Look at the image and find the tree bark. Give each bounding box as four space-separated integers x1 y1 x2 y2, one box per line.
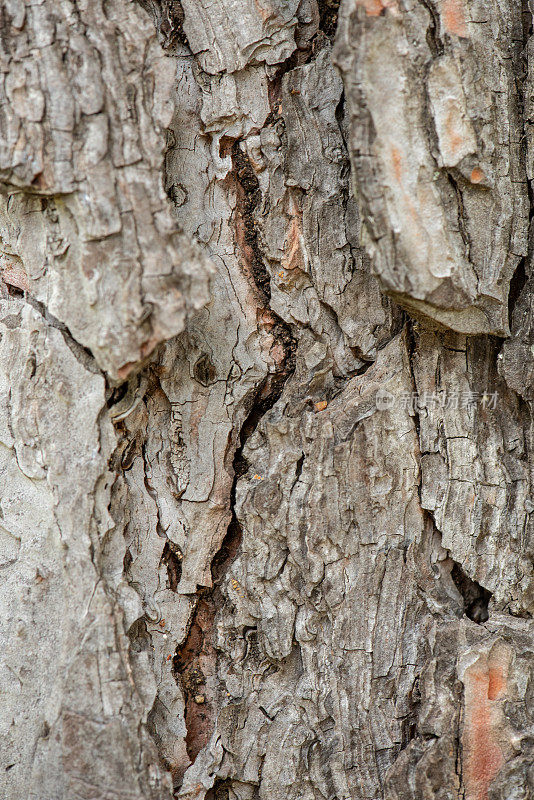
1 1 533 799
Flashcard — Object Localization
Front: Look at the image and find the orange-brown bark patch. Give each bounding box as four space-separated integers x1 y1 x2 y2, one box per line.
2 265 29 292
391 145 403 183
356 0 399 15
173 598 217 783
463 646 510 800
117 361 136 381
470 167 485 184
444 105 465 162
441 0 468 37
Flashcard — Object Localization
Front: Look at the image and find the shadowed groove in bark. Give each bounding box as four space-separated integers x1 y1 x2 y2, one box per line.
317 0 341 40
419 0 444 57
231 141 271 303
507 258 528 329
167 122 300 762
205 778 232 800
173 595 216 785
172 336 296 789
400 674 422 751
504 2 534 331
450 562 492 624
136 0 190 50
162 541 184 592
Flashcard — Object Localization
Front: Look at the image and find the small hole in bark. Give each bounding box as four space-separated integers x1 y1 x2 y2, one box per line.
451 562 491 623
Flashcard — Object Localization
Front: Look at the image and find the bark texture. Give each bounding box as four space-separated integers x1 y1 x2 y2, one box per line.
1 1 534 800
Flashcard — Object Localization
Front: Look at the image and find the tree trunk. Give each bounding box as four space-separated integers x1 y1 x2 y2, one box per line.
1 1 533 799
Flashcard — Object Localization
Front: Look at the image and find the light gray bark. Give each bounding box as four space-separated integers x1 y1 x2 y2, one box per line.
1 1 534 800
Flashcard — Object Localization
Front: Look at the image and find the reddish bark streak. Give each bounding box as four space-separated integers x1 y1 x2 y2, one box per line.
391 145 403 183
173 599 217 783
470 167 485 184
356 0 399 16
441 0 468 37
463 648 509 800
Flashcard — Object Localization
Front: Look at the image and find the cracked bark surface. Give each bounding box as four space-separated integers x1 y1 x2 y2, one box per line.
2 1 534 800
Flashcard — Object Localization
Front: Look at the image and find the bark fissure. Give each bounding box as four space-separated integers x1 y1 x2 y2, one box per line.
173 361 296 784
450 561 491 624
24 294 102 376
231 141 271 304
5 1 534 799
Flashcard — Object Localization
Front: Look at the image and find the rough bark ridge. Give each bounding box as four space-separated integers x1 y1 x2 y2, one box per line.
1 1 534 800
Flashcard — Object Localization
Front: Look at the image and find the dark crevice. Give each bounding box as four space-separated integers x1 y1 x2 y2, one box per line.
451 561 492 624
4 283 24 298
136 0 190 50
405 319 421 440
335 90 346 141
24 294 101 376
400 675 421 751
161 540 183 592
213 360 297 589
120 436 140 471
205 778 232 800
172 372 295 787
173 595 215 784
264 15 333 129
107 381 129 410
173 333 296 789
259 705 274 721
446 172 471 261
420 0 444 57
508 257 528 329
264 52 301 127
123 547 133 574
229 137 297 384
231 141 271 303
317 0 341 40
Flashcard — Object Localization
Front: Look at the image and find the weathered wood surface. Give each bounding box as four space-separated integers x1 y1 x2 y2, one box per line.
1 1 534 799
335 0 529 336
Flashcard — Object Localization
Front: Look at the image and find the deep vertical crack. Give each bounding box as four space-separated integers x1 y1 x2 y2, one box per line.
172 366 296 790
231 141 271 303
172 141 297 786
